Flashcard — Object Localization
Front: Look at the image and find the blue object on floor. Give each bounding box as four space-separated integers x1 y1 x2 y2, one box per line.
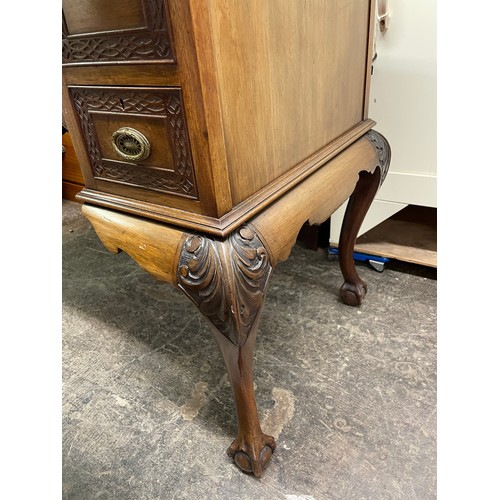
327 247 390 272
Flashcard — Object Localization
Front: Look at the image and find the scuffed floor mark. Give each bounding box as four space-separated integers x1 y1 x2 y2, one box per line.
113 395 130 408
261 387 295 438
179 382 208 421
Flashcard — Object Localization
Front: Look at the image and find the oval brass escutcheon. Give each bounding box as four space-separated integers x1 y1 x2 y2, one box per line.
111 127 151 161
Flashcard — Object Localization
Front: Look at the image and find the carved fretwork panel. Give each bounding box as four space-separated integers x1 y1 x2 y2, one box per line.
178 226 273 347
69 86 198 199
62 0 175 65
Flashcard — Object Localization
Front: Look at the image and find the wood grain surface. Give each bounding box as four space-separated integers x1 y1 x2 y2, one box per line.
62 132 84 185
82 204 185 284
63 0 145 35
207 0 371 204
252 134 378 265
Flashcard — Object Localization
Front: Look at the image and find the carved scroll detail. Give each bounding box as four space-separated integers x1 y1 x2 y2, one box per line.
177 226 273 346
178 235 233 342
365 130 391 186
228 227 271 340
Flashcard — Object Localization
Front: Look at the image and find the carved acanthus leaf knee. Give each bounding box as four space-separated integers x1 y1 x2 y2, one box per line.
177 225 273 346
365 129 391 187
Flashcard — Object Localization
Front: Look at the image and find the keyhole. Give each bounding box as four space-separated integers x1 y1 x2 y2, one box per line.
119 98 125 110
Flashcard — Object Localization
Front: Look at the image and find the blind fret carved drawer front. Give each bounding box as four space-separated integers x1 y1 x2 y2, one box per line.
69 86 198 200
62 0 175 65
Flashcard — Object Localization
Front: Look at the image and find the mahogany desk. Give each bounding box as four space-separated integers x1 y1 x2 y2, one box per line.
62 0 391 476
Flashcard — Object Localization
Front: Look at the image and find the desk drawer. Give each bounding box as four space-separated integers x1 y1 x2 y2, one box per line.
68 85 198 200
62 0 175 66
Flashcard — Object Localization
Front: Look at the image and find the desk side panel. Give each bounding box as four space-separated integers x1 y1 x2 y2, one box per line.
208 0 372 205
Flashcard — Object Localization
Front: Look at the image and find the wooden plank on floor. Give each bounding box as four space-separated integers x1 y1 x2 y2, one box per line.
353 218 437 268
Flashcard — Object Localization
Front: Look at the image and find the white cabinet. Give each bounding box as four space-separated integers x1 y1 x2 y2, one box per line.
330 0 437 245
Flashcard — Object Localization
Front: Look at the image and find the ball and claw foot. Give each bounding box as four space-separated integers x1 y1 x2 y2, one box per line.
227 433 277 477
340 280 367 306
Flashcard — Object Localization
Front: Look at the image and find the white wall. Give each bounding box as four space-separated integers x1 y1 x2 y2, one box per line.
330 0 437 245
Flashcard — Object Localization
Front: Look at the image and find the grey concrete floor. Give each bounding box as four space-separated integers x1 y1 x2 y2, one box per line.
62 200 436 500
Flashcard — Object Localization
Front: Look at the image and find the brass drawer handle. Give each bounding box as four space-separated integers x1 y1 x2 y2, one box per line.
112 127 151 161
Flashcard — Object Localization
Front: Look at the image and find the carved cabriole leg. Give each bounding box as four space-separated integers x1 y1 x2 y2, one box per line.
176 226 276 477
81 130 389 478
82 205 276 477
211 314 276 477
338 130 391 306
83 205 276 476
